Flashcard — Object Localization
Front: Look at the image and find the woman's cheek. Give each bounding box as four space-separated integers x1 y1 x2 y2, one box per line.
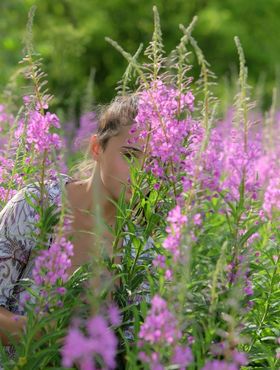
114 155 129 181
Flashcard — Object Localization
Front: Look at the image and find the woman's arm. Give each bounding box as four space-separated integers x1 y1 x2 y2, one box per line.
0 187 38 346
0 306 26 346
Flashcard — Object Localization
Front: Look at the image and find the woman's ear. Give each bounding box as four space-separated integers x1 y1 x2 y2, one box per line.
90 134 101 161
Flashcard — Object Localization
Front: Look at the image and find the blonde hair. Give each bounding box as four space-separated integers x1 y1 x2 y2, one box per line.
69 94 139 181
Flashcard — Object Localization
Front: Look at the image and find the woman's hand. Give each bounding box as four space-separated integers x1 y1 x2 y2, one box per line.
0 306 27 346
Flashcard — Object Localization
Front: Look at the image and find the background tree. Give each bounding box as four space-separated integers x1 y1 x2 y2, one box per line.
1 0 280 120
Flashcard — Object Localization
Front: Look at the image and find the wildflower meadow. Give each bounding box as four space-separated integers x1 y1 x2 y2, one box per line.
0 5 279 370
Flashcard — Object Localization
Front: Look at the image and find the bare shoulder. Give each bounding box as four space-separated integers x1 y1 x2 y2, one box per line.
65 177 93 214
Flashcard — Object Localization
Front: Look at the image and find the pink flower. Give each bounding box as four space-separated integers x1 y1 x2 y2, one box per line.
72 112 98 152
263 177 280 217
107 304 122 326
202 360 238 370
133 79 201 180
32 237 73 286
61 328 95 368
153 255 166 268
231 350 248 365
61 315 117 370
87 315 118 368
15 110 62 153
139 295 181 345
163 205 187 261
193 213 202 226
164 269 173 280
139 351 164 370
172 345 193 369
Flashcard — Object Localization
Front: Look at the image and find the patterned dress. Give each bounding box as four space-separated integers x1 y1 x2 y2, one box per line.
0 174 71 316
0 173 154 365
0 174 71 365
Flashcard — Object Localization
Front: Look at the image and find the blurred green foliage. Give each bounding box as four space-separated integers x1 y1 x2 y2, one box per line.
1 0 280 117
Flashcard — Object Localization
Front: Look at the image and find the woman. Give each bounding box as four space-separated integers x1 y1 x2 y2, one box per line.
0 95 152 351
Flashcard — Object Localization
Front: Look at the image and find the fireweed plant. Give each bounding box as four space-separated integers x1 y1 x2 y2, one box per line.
0 5 279 370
